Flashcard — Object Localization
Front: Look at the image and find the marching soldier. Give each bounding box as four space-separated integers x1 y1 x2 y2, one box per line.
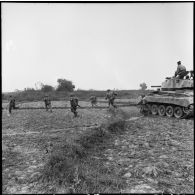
43 95 52 112
70 94 80 117
174 61 188 79
89 95 97 107
105 89 117 108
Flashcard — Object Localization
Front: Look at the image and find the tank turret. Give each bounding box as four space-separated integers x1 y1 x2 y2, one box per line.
161 77 193 90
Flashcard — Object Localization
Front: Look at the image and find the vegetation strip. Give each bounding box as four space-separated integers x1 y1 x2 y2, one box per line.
39 109 129 193
2 117 141 137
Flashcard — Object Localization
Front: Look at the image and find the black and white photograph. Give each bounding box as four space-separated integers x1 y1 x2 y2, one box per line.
2 2 194 194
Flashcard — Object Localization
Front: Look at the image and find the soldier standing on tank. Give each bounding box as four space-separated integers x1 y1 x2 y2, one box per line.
89 95 97 107
70 94 80 117
43 95 52 112
105 89 117 108
174 61 187 79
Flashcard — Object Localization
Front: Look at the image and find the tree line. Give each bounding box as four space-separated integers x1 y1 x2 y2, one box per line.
22 79 75 93
18 79 147 93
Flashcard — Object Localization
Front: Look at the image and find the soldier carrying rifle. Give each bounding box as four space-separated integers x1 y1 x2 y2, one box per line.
43 95 52 112
7 95 16 116
70 94 80 117
89 95 97 107
105 89 117 108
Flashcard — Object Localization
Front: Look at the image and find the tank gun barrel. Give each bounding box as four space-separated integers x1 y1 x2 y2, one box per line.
151 86 161 88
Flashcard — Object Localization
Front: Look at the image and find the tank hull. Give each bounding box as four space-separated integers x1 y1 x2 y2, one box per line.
145 92 193 107
144 91 194 118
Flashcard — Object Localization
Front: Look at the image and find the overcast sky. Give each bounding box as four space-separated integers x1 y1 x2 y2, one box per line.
2 3 193 92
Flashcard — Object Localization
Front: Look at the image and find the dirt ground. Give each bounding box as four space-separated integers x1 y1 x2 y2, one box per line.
2 103 194 193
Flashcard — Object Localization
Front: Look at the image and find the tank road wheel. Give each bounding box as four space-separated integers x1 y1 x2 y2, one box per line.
166 106 174 117
174 106 184 119
151 104 158 115
183 107 190 114
158 105 166 116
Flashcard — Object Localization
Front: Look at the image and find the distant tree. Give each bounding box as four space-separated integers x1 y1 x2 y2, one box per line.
41 84 54 92
56 78 75 92
140 82 147 90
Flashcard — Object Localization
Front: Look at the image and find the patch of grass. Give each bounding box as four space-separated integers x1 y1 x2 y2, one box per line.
107 107 130 120
40 109 129 193
41 142 85 183
75 159 126 193
77 127 109 149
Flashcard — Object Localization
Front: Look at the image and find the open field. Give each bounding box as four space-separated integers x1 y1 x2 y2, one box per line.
2 98 137 110
2 101 194 193
2 89 151 102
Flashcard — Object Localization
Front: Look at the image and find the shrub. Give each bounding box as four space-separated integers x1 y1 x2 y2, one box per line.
56 79 75 92
41 84 54 92
140 82 147 90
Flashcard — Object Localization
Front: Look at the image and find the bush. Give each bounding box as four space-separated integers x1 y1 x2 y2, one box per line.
140 82 147 90
56 79 75 92
41 85 54 92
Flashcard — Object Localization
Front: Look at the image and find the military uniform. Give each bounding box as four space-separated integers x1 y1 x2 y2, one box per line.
70 96 79 117
89 96 97 107
190 71 194 80
8 97 15 114
43 96 52 112
105 90 117 108
175 62 187 79
137 95 150 115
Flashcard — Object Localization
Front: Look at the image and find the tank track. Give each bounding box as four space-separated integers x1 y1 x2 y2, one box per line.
139 103 194 119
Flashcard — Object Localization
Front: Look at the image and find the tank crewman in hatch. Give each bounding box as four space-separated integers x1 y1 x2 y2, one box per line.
174 61 188 79
105 89 117 108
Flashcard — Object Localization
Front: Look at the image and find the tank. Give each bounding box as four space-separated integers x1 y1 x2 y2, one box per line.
143 72 194 119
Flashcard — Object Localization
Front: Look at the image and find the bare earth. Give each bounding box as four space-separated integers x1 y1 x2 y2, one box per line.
2 103 194 193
